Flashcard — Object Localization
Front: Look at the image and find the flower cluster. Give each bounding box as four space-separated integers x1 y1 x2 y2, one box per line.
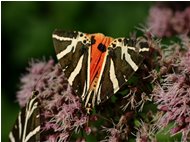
152 48 190 142
17 59 55 107
148 3 190 37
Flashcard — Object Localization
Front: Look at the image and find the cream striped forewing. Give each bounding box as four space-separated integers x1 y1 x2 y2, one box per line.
9 91 40 142
52 29 91 103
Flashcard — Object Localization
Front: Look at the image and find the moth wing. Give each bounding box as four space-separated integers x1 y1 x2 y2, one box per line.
9 91 40 142
52 29 91 97
97 37 149 103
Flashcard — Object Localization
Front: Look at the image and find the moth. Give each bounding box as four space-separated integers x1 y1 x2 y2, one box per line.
52 30 149 109
9 91 40 142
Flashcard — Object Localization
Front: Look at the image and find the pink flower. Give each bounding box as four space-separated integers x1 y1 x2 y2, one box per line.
148 6 173 37
147 3 190 37
17 59 55 107
101 126 120 142
84 127 91 135
152 48 190 142
135 120 158 142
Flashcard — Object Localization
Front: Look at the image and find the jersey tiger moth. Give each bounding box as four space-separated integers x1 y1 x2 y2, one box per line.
52 30 149 109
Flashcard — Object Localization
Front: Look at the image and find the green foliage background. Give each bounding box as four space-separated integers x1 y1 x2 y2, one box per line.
2 2 153 141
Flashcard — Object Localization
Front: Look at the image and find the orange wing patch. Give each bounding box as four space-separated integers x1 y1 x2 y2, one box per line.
89 33 113 90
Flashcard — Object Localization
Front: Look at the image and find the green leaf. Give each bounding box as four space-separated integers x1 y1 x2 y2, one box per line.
156 123 182 142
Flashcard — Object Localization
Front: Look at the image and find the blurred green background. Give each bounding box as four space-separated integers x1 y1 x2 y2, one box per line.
2 2 154 141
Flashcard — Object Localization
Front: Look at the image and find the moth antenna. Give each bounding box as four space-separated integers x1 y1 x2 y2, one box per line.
129 31 137 40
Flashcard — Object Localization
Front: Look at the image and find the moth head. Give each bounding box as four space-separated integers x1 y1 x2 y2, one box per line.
109 38 124 49
78 32 91 46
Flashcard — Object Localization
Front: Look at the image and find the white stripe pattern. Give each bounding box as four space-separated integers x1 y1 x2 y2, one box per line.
22 99 38 142
120 45 138 71
9 132 15 142
81 45 91 101
96 84 102 105
56 38 79 60
81 81 87 101
18 112 22 139
85 90 92 107
52 34 72 41
68 55 84 86
139 47 149 52
94 51 108 105
9 93 40 142
25 125 40 142
110 59 120 93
